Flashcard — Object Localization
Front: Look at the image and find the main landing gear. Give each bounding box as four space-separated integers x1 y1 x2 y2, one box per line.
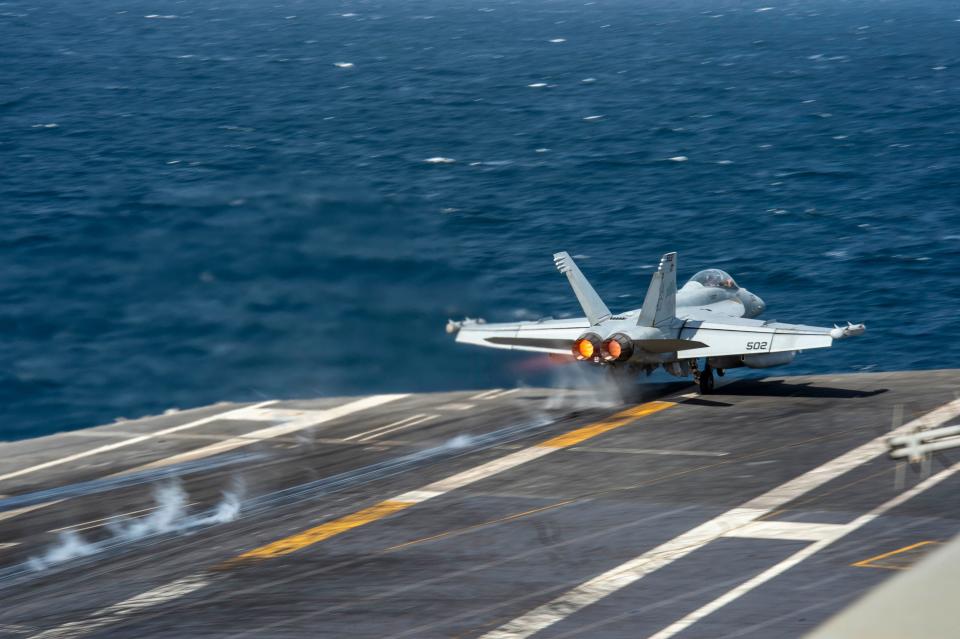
690 359 716 395
698 365 715 394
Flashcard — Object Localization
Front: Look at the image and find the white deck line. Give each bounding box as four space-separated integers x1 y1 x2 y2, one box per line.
569 446 729 458
648 460 960 639
29 574 212 639
0 503 53 525
436 403 476 411
469 389 504 400
481 397 960 639
342 413 427 442
394 446 555 502
357 415 437 442
722 520 845 542
0 401 278 485
48 502 201 534
483 389 520 400
126 395 409 472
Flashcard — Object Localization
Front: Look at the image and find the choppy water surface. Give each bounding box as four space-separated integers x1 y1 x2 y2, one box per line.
2 0 959 439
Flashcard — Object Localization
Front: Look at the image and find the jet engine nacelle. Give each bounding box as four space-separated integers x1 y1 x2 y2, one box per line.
742 351 796 369
572 332 604 362
598 326 668 363
601 333 634 363
575 327 664 364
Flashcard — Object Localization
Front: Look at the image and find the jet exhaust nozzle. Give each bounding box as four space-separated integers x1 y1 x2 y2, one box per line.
572 333 604 362
601 333 634 362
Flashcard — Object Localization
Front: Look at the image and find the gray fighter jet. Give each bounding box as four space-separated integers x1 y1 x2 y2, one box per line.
447 252 865 394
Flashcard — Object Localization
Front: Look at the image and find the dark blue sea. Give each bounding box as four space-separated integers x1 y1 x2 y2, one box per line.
2 0 958 440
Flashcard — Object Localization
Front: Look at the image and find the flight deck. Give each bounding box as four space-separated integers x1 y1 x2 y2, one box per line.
0 369 958 638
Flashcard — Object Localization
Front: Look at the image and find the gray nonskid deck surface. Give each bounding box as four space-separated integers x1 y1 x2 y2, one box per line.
0 371 957 639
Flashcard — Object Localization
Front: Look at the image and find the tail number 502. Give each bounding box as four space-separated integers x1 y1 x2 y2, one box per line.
745 341 768 351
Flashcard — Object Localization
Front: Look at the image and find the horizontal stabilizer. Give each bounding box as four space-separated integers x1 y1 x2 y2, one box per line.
634 338 708 353
553 252 611 326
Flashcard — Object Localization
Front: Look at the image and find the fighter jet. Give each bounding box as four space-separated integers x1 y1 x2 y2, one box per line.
447 252 865 394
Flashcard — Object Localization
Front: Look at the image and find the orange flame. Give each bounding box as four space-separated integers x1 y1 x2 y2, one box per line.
576 339 594 359
606 339 621 359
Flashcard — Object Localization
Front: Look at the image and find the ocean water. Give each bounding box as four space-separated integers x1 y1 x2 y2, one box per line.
2 0 958 440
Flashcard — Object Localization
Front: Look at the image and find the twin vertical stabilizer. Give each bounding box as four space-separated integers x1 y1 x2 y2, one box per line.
638 252 677 327
553 252 611 326
553 251 677 328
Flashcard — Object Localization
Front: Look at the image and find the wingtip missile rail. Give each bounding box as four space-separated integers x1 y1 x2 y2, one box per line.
830 322 866 340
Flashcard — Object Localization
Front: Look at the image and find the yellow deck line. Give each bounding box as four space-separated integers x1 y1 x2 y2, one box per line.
226 400 675 565
851 540 939 569
231 500 415 563
538 401 674 449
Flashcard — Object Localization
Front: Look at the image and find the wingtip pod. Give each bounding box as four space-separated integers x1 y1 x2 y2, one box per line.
830 322 866 340
446 317 485 334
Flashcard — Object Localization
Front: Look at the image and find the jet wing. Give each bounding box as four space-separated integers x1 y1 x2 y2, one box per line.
454 317 588 354
677 316 854 358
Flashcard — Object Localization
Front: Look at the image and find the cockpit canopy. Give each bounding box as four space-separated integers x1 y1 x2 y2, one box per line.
690 269 738 290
